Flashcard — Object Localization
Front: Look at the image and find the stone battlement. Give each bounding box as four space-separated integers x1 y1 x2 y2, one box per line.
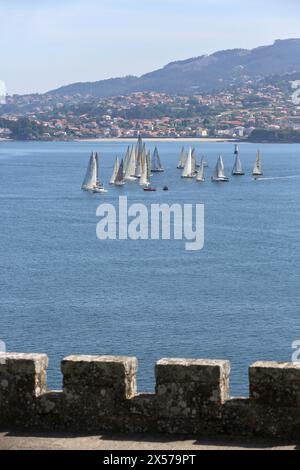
1 353 300 439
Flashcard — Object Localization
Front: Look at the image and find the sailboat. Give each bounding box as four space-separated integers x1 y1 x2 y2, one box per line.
124 146 137 180
177 147 187 169
211 155 229 182
181 147 197 178
139 153 150 187
109 156 120 184
151 147 164 172
253 150 263 177
196 157 206 182
81 152 107 193
232 145 245 175
114 159 125 186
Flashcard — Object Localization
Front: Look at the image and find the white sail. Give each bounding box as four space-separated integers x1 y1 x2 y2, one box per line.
82 152 97 190
152 147 164 172
146 151 152 179
124 146 136 180
139 153 149 186
134 139 145 178
232 145 244 175
135 143 145 178
191 148 196 174
181 147 195 178
110 156 120 184
123 146 131 176
177 147 187 169
253 150 263 176
196 157 206 182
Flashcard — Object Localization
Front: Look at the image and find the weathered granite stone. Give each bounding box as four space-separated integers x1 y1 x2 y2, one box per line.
0 353 48 427
1 353 300 439
249 361 300 407
62 355 137 398
61 355 137 428
155 359 230 419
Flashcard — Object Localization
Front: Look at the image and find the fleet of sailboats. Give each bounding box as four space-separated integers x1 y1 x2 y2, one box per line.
81 139 265 193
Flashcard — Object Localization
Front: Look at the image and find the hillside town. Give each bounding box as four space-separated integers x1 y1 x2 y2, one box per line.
1 76 300 141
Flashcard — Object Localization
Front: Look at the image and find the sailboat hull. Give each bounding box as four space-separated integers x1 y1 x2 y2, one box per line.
232 172 245 176
152 168 164 173
211 177 229 182
92 187 107 193
181 173 197 179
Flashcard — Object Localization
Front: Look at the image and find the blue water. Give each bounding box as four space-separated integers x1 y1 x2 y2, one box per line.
0 140 300 396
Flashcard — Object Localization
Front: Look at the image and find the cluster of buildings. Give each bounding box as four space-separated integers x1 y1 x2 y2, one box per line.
1 79 300 140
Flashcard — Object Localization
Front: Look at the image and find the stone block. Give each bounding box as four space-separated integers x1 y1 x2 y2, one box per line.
155 358 230 418
250 361 300 407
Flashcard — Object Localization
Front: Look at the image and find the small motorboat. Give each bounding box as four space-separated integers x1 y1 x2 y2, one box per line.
163 186 169 191
144 187 157 192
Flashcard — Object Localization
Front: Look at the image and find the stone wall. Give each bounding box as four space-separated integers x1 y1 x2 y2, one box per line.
1 352 300 439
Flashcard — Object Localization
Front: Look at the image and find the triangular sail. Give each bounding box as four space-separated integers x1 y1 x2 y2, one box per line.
212 155 229 181
152 147 163 171
135 142 145 178
253 150 263 176
191 148 196 174
82 152 96 189
181 147 193 177
232 145 244 175
217 155 226 178
196 157 205 181
139 153 149 186
146 151 152 179
124 147 136 180
177 147 187 169
123 146 130 175
115 159 125 185
110 156 120 184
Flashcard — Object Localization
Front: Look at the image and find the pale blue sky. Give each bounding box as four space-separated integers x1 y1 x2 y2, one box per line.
1 0 300 94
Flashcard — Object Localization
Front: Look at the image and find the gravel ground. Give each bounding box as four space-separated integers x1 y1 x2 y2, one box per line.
0 432 298 450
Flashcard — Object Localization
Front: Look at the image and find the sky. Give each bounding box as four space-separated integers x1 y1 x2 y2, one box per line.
1 0 300 95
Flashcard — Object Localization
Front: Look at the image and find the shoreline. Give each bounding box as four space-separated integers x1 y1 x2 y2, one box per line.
76 137 237 143
1 137 300 144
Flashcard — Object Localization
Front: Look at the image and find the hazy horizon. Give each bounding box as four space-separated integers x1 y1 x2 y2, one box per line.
1 0 300 95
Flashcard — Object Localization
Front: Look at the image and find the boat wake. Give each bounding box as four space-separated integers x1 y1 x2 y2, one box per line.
254 175 300 181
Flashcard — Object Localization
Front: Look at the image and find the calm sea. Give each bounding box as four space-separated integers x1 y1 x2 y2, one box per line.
0 140 300 396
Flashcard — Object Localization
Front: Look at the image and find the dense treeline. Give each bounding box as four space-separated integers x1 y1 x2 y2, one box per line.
0 117 45 140
248 128 300 143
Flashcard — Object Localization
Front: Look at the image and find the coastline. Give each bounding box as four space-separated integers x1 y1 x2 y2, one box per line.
75 137 237 143
2 137 300 144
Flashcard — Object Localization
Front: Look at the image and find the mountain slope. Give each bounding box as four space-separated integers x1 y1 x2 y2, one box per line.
49 39 300 97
